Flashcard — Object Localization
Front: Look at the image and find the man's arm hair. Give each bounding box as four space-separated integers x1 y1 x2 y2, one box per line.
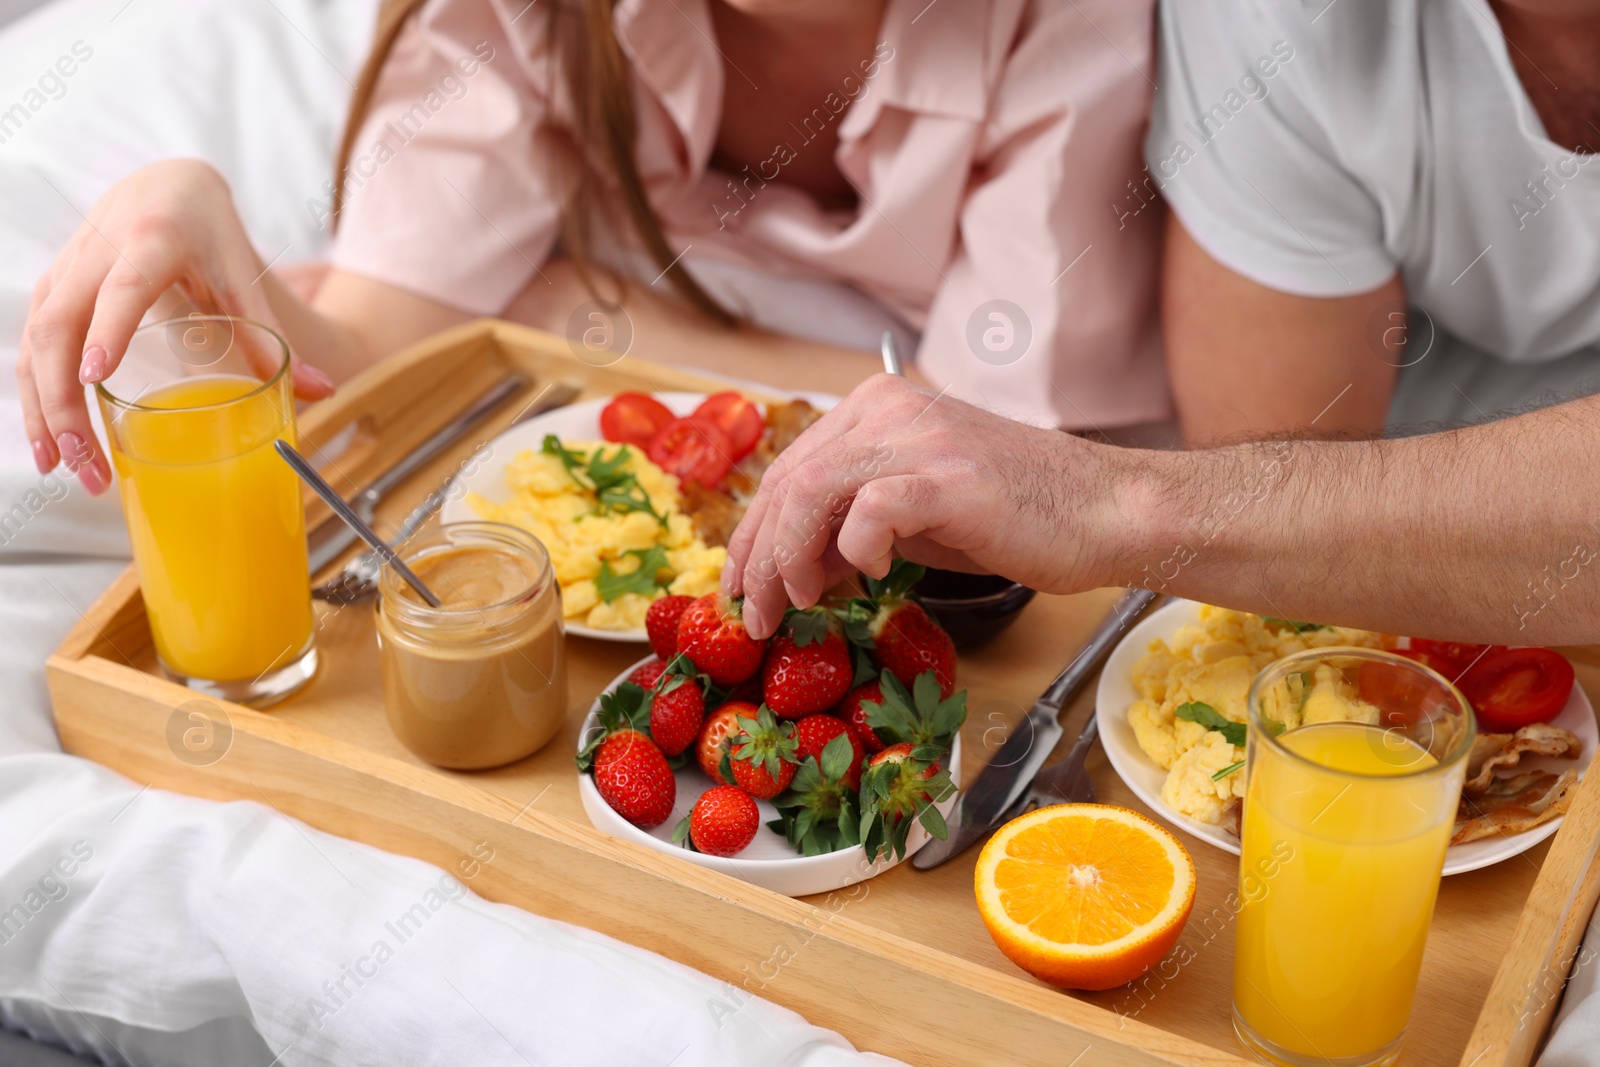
1112 393 1600 644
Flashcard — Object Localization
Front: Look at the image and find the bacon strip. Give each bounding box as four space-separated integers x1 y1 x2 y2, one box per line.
1463 723 1582 796
1452 769 1577 845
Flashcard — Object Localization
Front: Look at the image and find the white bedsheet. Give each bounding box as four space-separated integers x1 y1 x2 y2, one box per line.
0 2 898 1063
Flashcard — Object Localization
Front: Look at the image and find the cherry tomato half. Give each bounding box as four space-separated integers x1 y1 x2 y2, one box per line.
691 392 764 462
1358 659 1441 726
1457 647 1575 732
1391 647 1464 678
600 393 676 449
1408 639 1493 675
647 417 733 487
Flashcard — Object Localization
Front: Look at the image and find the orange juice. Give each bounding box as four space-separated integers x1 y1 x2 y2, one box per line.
1234 721 1456 1062
107 374 313 685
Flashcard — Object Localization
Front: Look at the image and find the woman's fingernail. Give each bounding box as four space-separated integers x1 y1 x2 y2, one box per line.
79 346 108 384
297 363 335 393
56 432 89 472
78 460 110 496
31 439 55 474
720 559 737 594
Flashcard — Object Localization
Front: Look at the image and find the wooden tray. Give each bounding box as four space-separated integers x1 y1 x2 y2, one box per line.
47 320 1600 1067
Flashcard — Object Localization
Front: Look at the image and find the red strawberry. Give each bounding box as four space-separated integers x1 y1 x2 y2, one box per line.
677 594 765 686
696 701 756 782
645 595 694 660
762 609 853 718
862 562 957 697
791 714 865 791
836 679 889 754
576 684 674 828
673 785 759 856
627 657 668 690
728 706 799 800
649 666 706 757
859 741 955 862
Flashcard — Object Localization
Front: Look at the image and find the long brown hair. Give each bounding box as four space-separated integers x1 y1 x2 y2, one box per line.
333 0 733 325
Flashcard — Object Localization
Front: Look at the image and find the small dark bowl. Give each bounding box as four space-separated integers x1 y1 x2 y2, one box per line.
912 568 1037 650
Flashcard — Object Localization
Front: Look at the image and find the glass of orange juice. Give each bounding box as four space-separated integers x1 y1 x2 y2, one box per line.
96 315 317 706
1233 648 1474 1067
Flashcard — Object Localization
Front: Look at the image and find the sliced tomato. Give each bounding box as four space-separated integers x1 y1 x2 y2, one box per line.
1358 659 1441 726
600 393 676 448
1391 648 1463 677
691 392 764 462
1408 639 1493 675
647 417 733 487
1458 647 1575 732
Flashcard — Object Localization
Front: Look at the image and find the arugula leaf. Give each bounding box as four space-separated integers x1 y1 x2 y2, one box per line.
1211 760 1246 782
1263 617 1326 633
596 546 675 602
1174 701 1248 747
541 435 667 526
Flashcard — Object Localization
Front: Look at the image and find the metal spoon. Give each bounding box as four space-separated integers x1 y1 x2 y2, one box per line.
274 441 442 608
880 331 904 377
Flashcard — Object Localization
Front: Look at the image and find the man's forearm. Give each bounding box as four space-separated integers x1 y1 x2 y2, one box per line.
1111 396 1600 644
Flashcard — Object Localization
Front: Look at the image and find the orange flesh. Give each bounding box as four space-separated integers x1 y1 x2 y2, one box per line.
993 814 1175 946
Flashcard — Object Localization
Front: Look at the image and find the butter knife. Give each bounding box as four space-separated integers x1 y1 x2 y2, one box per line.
912 587 1165 870
313 380 583 601
306 374 528 574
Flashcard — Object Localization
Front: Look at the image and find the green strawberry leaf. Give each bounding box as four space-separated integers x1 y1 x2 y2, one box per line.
671 815 694 850
864 558 926 603
819 733 854 782
785 608 833 647
919 801 948 841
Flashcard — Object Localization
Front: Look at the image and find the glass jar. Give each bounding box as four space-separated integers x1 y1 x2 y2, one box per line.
376 522 567 769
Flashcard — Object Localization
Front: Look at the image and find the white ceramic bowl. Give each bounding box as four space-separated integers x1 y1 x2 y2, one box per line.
1095 598 1597 876
576 657 963 897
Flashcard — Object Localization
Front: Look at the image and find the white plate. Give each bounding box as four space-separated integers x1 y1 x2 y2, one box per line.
440 392 729 643
576 656 963 897
1096 598 1598 877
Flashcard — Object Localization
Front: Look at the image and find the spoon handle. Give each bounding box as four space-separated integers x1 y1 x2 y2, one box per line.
274 441 442 608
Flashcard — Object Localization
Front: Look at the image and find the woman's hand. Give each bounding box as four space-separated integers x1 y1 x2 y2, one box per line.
16 159 334 493
722 375 1135 638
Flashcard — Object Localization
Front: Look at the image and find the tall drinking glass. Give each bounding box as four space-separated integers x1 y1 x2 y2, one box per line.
96 315 317 706
1233 648 1474 1067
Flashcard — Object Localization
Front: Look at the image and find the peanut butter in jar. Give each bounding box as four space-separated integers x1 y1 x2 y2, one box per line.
376 523 567 769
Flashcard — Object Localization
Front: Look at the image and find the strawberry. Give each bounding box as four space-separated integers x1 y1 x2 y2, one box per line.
627 656 668 690
864 670 968 753
645 595 694 660
761 609 853 718
648 657 706 757
676 594 765 686
836 679 890 754
673 785 759 856
858 741 955 862
728 705 799 800
855 561 957 698
771 730 865 856
696 700 756 782
791 714 864 791
576 683 675 828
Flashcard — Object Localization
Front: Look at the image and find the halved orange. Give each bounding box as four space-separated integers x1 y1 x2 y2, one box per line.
975 804 1196 991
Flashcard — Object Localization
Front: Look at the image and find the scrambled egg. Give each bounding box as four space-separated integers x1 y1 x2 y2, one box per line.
1127 606 1391 824
468 440 724 631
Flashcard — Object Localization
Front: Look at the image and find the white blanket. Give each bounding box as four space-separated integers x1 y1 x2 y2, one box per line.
0 1 896 1063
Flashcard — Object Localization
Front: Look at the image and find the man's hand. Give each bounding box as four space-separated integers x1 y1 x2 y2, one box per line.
721 376 1132 638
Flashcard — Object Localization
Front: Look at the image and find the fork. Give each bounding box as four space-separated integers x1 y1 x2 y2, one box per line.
313 380 582 604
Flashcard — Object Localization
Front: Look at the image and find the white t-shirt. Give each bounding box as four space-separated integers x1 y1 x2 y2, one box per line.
1145 0 1600 367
